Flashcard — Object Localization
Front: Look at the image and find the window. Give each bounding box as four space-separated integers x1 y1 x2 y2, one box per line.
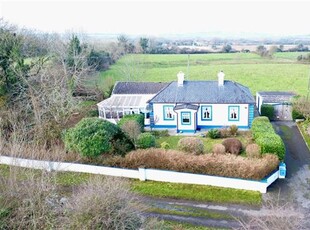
181 112 191 125
163 105 174 120
228 106 240 121
201 105 212 120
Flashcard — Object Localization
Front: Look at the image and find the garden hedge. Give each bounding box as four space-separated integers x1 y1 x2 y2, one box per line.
251 116 285 160
110 148 279 180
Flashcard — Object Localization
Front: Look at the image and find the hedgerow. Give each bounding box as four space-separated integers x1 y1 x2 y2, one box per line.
110 148 279 180
251 116 285 160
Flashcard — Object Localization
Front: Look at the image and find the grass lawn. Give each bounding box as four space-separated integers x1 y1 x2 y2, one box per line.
99 52 309 96
0 164 261 206
148 205 233 220
155 134 251 153
162 220 228 230
131 180 262 206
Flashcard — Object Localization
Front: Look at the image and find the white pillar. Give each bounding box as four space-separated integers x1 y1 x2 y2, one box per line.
138 168 146 181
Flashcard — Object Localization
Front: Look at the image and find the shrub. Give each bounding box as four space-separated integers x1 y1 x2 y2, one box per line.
255 134 285 160
246 144 261 158
118 114 144 132
0 170 60 229
219 127 230 138
178 137 204 154
212 143 226 154
292 109 305 120
151 129 169 138
112 149 279 180
63 118 134 157
207 129 220 139
65 176 148 229
160 141 170 150
222 138 242 155
136 133 156 149
261 104 274 120
229 125 238 136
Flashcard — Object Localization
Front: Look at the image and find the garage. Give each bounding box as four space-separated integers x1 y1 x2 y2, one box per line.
256 91 296 121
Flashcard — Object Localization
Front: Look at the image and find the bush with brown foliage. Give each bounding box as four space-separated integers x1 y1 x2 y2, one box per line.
219 127 230 138
0 169 61 229
212 143 226 154
246 144 261 158
65 176 156 229
0 167 162 230
178 137 204 154
222 138 243 155
236 194 306 230
111 148 279 180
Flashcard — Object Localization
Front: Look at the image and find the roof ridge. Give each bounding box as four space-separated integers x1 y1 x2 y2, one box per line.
233 82 253 98
147 81 174 103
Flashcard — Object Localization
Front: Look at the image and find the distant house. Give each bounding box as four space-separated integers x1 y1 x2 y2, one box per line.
256 91 296 120
98 71 255 132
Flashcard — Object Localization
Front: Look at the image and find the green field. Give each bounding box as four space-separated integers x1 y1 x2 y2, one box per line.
99 52 309 96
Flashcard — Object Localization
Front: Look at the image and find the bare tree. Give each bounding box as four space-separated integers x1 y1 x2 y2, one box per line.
120 120 141 147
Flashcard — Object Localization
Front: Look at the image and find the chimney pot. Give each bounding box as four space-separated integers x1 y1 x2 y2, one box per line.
218 70 225 86
177 71 184 86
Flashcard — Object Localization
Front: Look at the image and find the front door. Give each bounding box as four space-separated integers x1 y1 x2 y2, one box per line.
177 110 197 133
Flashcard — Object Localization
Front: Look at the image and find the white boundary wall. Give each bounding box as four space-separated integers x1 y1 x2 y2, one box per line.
0 156 279 193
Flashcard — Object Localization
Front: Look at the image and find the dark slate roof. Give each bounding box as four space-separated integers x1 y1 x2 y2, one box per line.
112 82 169 95
174 104 199 111
257 91 296 103
149 80 255 104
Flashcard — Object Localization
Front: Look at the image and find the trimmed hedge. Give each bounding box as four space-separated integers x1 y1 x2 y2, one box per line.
118 114 144 132
110 148 280 180
255 135 285 161
261 104 274 121
251 116 285 160
64 118 134 157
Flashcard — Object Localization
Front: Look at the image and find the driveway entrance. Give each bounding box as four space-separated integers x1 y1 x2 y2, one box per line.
267 121 310 219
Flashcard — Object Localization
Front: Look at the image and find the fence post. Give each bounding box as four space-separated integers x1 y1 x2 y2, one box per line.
138 167 146 181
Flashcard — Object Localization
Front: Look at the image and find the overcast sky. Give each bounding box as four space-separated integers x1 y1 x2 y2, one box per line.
0 0 309 37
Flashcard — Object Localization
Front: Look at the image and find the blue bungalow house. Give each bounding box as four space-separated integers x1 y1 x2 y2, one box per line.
97 71 255 132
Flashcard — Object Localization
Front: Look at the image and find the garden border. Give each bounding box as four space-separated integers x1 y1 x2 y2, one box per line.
0 155 279 193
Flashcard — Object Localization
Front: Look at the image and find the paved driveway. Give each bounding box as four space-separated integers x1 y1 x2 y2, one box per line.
267 121 310 224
